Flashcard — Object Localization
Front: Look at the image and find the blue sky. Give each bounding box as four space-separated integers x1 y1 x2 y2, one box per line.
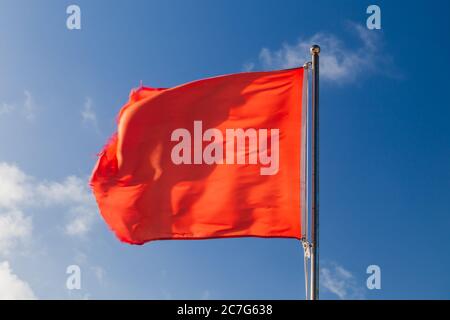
0 0 449 299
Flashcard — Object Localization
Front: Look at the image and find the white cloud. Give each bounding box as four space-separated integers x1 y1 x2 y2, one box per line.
0 261 36 299
0 163 33 255
36 176 98 237
65 205 96 236
320 262 365 299
0 162 98 253
0 163 31 209
248 23 394 82
81 98 99 132
37 175 92 206
0 210 32 256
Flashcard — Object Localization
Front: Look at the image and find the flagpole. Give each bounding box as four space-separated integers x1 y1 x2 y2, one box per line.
310 44 320 300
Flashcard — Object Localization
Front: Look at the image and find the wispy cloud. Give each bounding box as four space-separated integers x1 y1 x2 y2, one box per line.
81 98 100 133
22 90 35 122
0 103 14 116
201 290 211 300
0 90 37 121
242 62 255 72
74 251 106 287
245 22 397 83
320 262 365 299
91 265 105 284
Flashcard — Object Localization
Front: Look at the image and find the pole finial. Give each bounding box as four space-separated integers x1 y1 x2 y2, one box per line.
310 45 320 55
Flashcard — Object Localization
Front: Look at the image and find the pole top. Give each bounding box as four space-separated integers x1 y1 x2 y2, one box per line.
310 45 320 55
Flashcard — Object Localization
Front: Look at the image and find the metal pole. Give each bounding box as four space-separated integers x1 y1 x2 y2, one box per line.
310 44 320 300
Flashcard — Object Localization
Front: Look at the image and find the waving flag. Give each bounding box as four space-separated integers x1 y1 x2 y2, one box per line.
90 68 307 244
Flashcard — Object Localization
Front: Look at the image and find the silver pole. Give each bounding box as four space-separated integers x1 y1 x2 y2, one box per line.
310 44 320 300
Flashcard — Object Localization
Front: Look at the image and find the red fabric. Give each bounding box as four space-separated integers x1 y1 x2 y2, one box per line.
90 68 305 244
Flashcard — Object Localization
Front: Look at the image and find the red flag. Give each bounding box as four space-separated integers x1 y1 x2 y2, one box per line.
90 68 307 244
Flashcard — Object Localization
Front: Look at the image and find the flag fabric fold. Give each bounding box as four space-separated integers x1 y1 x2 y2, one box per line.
90 68 306 244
